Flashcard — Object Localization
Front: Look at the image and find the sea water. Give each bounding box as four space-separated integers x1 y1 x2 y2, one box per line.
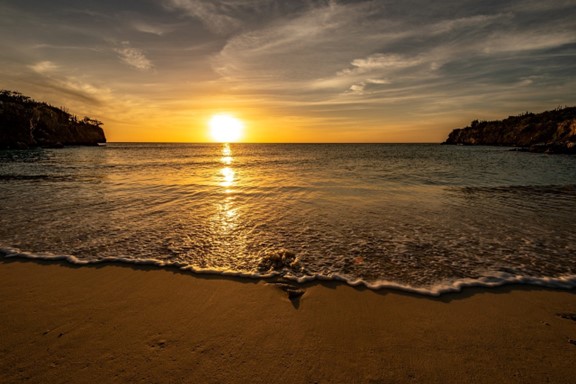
1 143 575 295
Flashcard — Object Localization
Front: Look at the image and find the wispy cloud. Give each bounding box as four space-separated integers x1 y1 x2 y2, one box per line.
213 1 375 85
131 21 172 36
28 61 59 74
24 61 111 106
481 32 576 54
20 59 152 134
213 1 576 106
164 0 261 35
339 54 425 77
114 42 154 71
164 0 332 35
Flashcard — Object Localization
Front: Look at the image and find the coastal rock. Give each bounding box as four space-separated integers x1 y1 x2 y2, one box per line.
443 106 576 154
257 250 301 273
0 90 106 149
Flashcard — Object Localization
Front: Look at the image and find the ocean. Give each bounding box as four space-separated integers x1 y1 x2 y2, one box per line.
1 143 575 295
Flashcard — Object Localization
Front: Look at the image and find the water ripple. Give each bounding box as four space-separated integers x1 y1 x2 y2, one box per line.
1 143 576 294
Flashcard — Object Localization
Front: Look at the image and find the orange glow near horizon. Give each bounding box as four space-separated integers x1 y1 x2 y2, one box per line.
95 107 454 144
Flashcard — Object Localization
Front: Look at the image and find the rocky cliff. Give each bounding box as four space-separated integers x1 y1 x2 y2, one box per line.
443 107 576 154
0 90 106 149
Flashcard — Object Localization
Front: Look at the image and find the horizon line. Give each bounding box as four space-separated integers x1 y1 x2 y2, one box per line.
105 141 443 145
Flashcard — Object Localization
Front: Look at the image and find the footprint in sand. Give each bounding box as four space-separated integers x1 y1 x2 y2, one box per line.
148 339 168 351
557 313 576 322
556 313 576 346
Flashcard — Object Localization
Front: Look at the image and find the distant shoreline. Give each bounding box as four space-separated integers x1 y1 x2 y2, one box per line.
0 90 106 149
444 106 576 154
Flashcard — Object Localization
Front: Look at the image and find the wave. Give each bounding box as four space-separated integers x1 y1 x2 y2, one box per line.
2 246 576 297
456 184 576 196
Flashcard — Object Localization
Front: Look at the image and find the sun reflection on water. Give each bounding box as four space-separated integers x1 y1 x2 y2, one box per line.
210 143 248 261
221 143 233 165
220 167 235 188
222 143 231 156
219 144 236 191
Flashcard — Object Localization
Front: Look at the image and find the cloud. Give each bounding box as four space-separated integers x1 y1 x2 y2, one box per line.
339 54 425 77
164 0 337 35
132 21 172 36
21 59 147 125
114 42 154 71
23 68 110 106
164 0 267 35
213 1 376 85
344 78 392 96
481 32 576 54
214 1 574 78
28 61 59 74
202 0 576 129
428 13 511 35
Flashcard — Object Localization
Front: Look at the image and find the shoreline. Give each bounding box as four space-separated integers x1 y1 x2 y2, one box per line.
3 252 576 298
2 258 576 383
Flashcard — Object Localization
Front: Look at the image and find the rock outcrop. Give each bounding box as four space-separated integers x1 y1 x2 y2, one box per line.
0 90 106 149
443 107 576 154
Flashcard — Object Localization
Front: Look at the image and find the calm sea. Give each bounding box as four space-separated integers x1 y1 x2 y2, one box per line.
1 143 575 295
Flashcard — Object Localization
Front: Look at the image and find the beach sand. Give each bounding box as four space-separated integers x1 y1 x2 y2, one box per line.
1 258 576 383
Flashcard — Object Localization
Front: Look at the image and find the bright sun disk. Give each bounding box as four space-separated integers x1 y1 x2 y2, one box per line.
209 114 244 143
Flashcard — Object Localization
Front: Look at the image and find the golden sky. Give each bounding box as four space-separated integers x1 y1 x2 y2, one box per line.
1 0 575 142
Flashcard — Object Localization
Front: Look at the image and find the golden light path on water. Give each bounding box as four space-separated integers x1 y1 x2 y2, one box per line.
219 143 235 190
212 143 243 260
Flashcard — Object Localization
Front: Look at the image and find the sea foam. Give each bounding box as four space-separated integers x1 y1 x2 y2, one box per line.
3 246 576 297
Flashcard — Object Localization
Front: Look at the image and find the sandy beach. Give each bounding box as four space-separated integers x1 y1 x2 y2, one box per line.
1 258 575 384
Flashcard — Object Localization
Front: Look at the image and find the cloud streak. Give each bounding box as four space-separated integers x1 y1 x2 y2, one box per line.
114 42 154 71
28 61 59 74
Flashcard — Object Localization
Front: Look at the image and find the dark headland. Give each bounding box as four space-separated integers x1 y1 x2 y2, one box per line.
443 106 576 154
0 90 106 149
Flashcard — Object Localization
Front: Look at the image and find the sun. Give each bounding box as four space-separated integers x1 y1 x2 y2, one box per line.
209 114 244 143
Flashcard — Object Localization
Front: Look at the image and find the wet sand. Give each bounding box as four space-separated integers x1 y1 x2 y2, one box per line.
1 258 576 383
